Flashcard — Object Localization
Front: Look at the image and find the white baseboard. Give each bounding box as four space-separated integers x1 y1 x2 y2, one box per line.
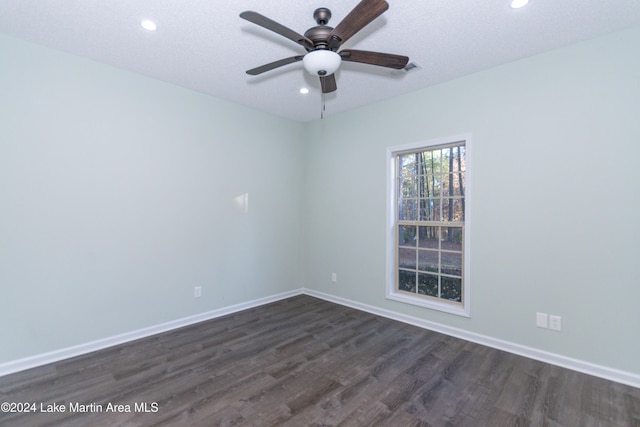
0 289 302 378
2 287 639 389
303 288 640 389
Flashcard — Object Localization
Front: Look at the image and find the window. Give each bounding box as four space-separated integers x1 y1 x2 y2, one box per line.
386 136 470 317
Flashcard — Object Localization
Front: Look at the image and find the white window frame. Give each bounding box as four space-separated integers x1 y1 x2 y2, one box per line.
386 134 471 317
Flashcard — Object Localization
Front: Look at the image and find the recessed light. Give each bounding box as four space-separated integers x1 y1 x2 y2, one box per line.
299 88 310 94
141 20 157 31
511 0 529 8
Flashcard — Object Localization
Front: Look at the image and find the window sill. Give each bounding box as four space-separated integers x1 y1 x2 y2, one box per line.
386 290 470 318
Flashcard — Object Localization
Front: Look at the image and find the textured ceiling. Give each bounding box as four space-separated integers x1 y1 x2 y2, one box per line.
1 0 639 122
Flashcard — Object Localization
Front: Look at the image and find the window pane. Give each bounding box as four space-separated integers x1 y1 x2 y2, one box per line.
398 247 416 269
418 226 439 248
443 172 465 197
421 151 442 197
441 277 462 302
424 175 441 198
442 198 464 222
401 175 417 198
399 199 418 221
443 173 452 197
431 149 442 170
420 174 441 198
418 273 438 297
454 146 465 171
455 172 465 196
441 227 463 251
441 251 462 276
420 198 440 221
418 249 439 272
415 175 429 199
399 270 416 293
399 225 416 247
400 153 417 172
417 199 429 221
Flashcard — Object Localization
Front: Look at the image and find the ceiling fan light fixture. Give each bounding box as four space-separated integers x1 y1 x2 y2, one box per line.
303 50 341 76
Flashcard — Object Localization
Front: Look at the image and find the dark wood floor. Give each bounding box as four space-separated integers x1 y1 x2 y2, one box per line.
1 295 639 427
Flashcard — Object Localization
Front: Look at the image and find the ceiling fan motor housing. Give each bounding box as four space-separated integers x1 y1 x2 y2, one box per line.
304 26 333 50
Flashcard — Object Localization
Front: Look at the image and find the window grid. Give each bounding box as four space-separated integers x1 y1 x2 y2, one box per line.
395 143 465 305
397 224 464 303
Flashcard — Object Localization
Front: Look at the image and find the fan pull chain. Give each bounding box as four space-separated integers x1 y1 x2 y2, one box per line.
320 93 326 119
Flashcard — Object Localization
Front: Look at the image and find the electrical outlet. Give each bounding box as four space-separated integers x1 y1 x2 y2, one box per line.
194 286 202 298
331 273 337 283
536 312 548 328
549 315 561 331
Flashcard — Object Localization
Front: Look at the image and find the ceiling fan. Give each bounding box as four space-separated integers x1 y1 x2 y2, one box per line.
240 0 409 94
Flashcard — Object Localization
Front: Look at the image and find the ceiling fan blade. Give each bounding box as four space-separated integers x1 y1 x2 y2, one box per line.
240 11 313 49
327 0 389 48
320 74 337 93
340 49 409 69
246 56 304 75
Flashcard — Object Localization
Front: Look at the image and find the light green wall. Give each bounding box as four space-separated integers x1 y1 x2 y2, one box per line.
0 35 305 362
304 27 640 374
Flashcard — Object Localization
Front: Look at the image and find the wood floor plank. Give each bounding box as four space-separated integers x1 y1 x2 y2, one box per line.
1 295 639 427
